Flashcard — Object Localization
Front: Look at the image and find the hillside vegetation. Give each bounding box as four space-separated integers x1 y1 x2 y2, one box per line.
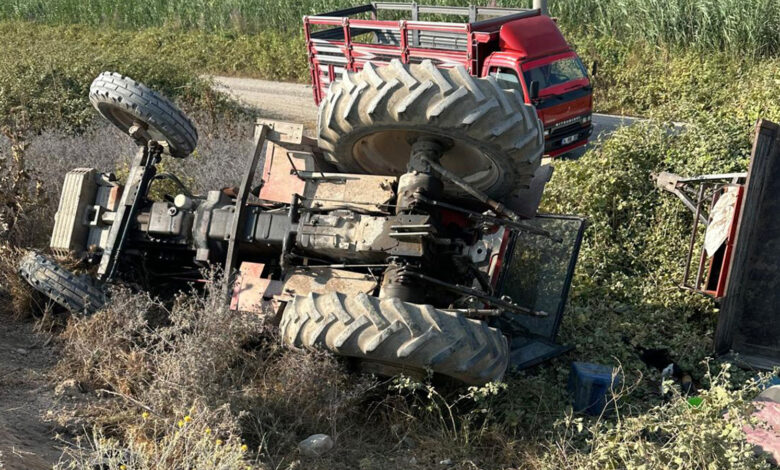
2 0 780 56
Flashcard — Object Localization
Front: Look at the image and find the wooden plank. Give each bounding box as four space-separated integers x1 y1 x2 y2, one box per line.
715 119 780 364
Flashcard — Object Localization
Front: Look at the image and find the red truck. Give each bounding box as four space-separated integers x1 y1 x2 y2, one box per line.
305 2 593 157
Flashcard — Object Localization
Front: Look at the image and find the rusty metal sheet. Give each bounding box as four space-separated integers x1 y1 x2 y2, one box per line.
301 173 395 212
256 119 320 204
256 119 304 145
230 262 284 314
280 268 377 301
257 142 309 203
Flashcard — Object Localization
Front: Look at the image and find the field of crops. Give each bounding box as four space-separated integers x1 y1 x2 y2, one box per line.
2 1 780 469
3 0 780 55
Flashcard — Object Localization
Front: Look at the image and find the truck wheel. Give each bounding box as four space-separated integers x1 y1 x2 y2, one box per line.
280 291 508 385
89 72 198 158
18 252 106 315
317 59 544 199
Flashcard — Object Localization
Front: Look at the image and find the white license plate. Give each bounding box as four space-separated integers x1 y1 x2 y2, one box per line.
561 135 579 145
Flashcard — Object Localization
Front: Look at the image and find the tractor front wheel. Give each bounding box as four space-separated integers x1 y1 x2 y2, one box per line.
18 252 106 315
89 72 198 158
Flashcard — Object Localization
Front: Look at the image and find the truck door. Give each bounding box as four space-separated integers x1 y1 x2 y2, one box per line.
487 66 527 102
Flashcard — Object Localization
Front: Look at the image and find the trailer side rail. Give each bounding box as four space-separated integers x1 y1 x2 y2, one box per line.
304 3 540 103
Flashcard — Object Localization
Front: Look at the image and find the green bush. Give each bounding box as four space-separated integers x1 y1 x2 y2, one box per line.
542 116 753 372
570 34 780 121
536 364 770 469
0 21 306 134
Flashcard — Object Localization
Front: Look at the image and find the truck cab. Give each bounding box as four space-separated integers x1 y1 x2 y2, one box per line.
305 3 593 157
483 16 592 156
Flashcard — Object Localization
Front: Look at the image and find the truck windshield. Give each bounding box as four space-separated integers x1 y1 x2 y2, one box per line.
523 57 588 91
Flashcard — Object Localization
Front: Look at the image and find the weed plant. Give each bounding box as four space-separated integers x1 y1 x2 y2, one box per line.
0 22 300 136
2 0 779 57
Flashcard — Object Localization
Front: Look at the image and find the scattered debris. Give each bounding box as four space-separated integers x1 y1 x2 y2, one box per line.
298 434 333 458
661 363 695 395
54 379 82 398
743 385 780 464
568 362 622 416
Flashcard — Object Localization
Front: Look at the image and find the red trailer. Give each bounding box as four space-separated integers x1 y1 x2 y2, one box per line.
304 3 593 156
657 120 780 371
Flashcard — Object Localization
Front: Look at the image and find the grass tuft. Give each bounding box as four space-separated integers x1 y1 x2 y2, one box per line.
2 0 780 56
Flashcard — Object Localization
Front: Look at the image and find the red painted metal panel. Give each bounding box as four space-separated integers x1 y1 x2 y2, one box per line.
306 14 477 104
547 138 588 158
536 93 592 127
257 142 306 204
499 15 569 60
230 262 284 314
407 48 470 66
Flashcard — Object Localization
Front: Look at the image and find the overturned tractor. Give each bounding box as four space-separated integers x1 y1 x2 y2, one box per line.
20 61 584 384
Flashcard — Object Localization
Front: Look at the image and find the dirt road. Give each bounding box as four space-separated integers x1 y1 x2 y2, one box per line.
0 319 60 470
212 77 318 129
210 76 641 148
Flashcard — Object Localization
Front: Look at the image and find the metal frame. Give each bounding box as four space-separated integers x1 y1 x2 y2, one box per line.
372 2 536 21
498 214 587 339
224 125 268 285
494 214 585 369
654 171 747 298
97 142 164 281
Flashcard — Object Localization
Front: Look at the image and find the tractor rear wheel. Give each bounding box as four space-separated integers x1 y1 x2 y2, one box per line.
317 59 544 199
18 252 106 315
279 291 508 385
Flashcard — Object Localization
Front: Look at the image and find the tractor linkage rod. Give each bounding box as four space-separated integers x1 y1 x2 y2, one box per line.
402 270 548 317
420 156 522 222
414 193 559 241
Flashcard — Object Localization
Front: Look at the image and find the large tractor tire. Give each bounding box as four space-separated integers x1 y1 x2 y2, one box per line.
317 59 544 199
18 252 106 315
280 291 508 385
89 72 198 158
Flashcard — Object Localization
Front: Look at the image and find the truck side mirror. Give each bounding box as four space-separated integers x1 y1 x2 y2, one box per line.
529 81 540 101
591 60 599 77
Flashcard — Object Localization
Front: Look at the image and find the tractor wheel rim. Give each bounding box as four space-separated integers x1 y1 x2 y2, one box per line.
105 106 167 143
352 130 501 192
